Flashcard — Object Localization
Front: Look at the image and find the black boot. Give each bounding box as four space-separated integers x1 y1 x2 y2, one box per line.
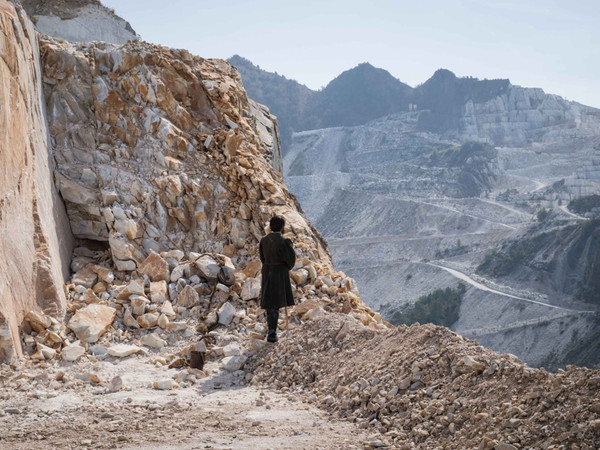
266 309 279 343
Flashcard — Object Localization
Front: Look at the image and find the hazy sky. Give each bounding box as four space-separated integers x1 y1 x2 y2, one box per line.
103 0 600 108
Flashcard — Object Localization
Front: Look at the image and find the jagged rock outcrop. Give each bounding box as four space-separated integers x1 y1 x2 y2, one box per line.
42 36 317 274
0 2 73 362
19 0 139 44
248 99 282 172
460 85 600 145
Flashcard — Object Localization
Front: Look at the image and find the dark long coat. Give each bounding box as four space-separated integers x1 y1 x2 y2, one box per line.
259 232 296 310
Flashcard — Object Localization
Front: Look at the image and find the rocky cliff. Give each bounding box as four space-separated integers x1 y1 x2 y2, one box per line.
0 0 361 363
42 36 294 271
0 2 73 361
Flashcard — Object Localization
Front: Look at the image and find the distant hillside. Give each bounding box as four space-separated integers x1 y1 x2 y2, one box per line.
229 57 517 153
478 218 600 305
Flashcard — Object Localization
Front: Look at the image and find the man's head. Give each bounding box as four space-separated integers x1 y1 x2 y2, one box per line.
269 215 285 232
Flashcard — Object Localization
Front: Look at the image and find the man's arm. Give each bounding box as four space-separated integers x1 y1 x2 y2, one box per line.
283 238 296 270
259 238 265 264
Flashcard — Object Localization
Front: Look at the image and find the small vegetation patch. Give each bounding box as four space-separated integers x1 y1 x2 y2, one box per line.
388 283 466 327
568 195 600 215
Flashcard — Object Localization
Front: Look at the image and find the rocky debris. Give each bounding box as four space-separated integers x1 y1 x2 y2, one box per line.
141 333 167 349
61 341 86 361
67 304 117 343
241 278 261 301
41 35 332 286
106 344 142 358
217 302 236 326
249 315 600 448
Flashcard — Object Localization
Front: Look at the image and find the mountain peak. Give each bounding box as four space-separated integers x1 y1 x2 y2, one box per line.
431 68 457 80
326 62 410 91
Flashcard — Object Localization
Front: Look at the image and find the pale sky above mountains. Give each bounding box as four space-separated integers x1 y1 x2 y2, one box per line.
103 0 600 108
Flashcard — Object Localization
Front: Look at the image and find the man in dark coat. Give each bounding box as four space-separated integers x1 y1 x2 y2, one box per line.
259 215 296 343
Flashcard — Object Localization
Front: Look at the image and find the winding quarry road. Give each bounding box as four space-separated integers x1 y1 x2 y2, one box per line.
426 263 596 314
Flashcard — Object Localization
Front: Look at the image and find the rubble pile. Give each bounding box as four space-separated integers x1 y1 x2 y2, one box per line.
250 315 600 449
13 241 383 374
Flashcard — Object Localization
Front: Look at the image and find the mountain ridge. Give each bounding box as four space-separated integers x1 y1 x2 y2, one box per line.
229 55 595 154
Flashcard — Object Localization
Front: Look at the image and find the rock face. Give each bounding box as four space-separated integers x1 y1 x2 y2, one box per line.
0 2 73 362
20 0 139 44
459 85 596 146
42 36 309 274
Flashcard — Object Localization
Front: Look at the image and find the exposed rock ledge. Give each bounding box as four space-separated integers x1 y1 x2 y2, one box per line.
0 2 74 361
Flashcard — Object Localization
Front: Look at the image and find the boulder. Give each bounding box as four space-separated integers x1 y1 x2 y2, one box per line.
107 376 123 393
157 313 169 329
170 265 185 282
153 379 175 390
24 311 52 333
218 302 236 325
130 295 150 316
160 300 176 318
107 344 142 358
137 312 159 328
116 279 145 300
177 285 199 308
293 299 319 316
195 255 221 280
92 265 114 283
242 260 262 279
72 266 98 288
165 322 187 332
141 333 167 349
221 355 247 372
123 308 140 329
35 342 57 360
67 304 117 343
241 278 261 301
150 281 168 303
223 343 242 356
291 268 309 285
138 251 170 282
61 341 86 361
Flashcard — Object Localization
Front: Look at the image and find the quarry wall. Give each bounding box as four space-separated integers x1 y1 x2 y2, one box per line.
0 2 74 361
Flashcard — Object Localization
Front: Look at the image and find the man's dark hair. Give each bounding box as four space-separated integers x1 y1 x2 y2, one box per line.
269 215 285 232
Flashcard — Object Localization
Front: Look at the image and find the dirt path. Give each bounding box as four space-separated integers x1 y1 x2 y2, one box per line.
398 197 519 230
559 203 586 220
0 357 371 450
